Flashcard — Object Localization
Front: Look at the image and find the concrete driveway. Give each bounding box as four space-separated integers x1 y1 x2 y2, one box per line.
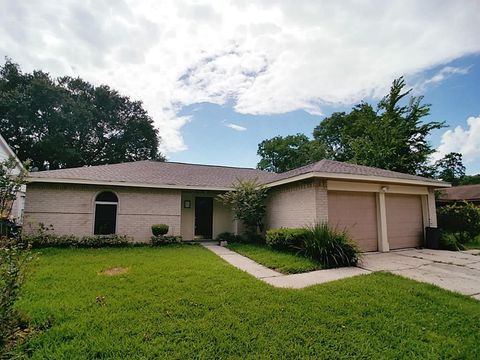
359 249 480 300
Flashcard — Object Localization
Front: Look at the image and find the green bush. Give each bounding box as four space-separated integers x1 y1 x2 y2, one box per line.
300 223 360 268
1 239 33 351
266 228 309 250
215 232 243 243
151 224 169 236
23 234 132 248
151 235 182 246
437 202 480 244
439 232 465 251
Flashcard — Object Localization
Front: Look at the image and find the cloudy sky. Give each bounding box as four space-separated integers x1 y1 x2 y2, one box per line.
1 0 480 173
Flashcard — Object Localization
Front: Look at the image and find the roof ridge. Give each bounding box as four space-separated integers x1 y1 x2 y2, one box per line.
153 160 268 172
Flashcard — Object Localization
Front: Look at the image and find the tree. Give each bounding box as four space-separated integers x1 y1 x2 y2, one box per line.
257 134 326 172
435 152 466 185
217 179 268 239
0 59 165 170
459 174 480 185
313 78 445 175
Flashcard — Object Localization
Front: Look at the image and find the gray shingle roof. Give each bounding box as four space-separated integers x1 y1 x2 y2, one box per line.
437 184 480 201
29 160 277 189
29 159 447 189
271 159 446 185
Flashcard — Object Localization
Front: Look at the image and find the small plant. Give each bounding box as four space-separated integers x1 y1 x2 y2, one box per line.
151 235 182 246
439 231 465 251
266 228 309 251
217 179 268 241
300 223 360 268
151 224 169 236
1 239 33 351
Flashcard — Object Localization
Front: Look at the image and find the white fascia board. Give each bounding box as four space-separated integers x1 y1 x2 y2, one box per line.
26 177 233 192
264 172 451 188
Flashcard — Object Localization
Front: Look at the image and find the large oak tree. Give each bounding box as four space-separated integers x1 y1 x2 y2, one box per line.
0 59 164 170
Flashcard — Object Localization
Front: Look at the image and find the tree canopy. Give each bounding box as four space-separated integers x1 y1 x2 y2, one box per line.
434 152 466 185
0 59 164 170
258 77 445 176
257 134 326 173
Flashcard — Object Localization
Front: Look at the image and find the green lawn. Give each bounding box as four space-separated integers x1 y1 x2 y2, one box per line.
11 245 480 359
226 242 321 274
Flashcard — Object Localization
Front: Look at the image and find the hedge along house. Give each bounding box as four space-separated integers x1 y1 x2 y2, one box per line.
24 159 449 252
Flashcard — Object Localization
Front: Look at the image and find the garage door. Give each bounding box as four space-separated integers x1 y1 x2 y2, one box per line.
386 194 423 250
328 191 378 252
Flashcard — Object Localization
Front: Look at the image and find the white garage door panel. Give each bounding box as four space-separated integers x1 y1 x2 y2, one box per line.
328 191 378 252
386 194 423 250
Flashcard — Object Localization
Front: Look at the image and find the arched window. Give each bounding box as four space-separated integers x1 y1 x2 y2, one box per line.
94 191 118 235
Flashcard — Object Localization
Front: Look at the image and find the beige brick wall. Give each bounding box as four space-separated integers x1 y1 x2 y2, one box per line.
266 179 328 229
24 183 182 242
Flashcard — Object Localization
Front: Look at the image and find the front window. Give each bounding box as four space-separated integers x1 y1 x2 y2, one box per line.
94 191 118 235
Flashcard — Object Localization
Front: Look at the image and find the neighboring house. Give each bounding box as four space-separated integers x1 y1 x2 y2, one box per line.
23 159 449 252
436 184 480 206
0 133 26 223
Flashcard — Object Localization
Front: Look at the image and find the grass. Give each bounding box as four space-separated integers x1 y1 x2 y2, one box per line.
10 245 480 359
465 235 480 249
226 242 321 274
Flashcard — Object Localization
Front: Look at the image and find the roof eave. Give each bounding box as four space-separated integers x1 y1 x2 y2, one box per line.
26 176 234 192
264 172 451 188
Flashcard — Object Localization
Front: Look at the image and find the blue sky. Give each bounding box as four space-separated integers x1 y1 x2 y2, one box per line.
171 53 480 174
1 1 479 174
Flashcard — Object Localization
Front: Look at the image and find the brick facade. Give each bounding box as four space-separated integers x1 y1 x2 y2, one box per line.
24 183 182 242
266 179 328 229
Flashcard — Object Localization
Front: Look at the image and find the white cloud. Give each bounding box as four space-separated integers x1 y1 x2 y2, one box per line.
412 65 471 92
434 115 480 164
224 122 247 132
1 0 479 153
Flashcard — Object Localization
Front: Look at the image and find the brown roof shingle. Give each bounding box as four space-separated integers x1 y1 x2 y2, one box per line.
29 161 277 189
437 184 480 202
270 159 445 185
29 159 448 189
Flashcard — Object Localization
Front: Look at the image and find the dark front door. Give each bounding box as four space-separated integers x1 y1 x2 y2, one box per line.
195 197 213 239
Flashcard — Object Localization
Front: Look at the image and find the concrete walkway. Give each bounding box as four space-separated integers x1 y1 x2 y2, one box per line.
203 243 480 299
202 242 370 288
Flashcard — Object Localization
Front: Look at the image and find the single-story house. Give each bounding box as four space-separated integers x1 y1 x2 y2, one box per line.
436 184 480 206
24 159 449 252
0 133 26 223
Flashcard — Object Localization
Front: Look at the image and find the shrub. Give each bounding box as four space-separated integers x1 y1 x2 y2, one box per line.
437 202 480 244
151 224 169 236
217 180 268 238
266 228 309 250
300 223 360 268
151 235 182 246
439 232 465 251
21 224 133 248
1 239 33 350
215 232 243 243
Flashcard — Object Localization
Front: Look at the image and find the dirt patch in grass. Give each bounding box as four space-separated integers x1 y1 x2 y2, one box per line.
99 267 128 276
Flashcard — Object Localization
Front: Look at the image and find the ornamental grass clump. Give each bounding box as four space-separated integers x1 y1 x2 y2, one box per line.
300 223 360 268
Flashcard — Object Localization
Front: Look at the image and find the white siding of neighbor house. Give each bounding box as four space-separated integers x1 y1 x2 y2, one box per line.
0 134 25 222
